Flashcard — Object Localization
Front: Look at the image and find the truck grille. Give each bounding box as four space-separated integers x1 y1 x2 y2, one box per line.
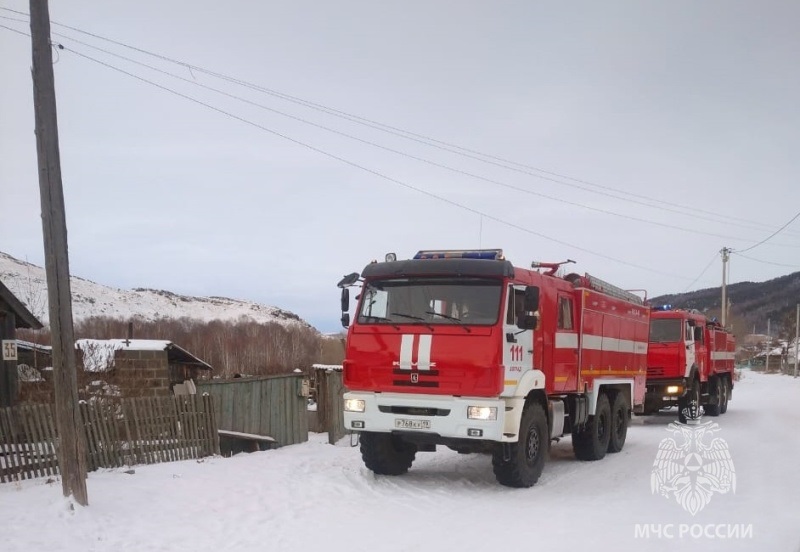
378 406 450 417
648 367 666 377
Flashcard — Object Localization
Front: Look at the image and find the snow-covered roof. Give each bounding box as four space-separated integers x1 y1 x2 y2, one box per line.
311 364 343 371
15 339 52 353
76 339 212 372
0 279 42 329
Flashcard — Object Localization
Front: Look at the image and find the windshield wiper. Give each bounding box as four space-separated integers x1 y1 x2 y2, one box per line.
425 311 471 332
363 315 400 330
390 312 434 331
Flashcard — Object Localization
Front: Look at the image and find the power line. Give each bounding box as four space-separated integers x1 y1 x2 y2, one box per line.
53 44 703 283
43 31 785 247
682 252 719 292
734 208 800 254
2 6 797 240
731 251 800 269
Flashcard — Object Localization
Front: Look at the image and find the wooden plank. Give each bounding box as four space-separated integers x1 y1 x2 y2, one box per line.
26 404 50 478
94 401 113 469
18 406 42 478
121 399 135 466
153 396 167 464
5 408 28 479
80 402 99 471
102 402 118 468
93 401 110 469
167 396 181 461
175 396 187 461
166 396 180 462
139 397 154 465
206 394 220 456
189 395 201 459
107 402 124 468
128 398 145 465
0 408 12 482
32 404 56 476
198 394 210 456
90 401 111 469
28 405 47 477
39 404 59 477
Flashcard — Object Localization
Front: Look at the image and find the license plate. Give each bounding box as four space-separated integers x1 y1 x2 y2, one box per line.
394 418 431 430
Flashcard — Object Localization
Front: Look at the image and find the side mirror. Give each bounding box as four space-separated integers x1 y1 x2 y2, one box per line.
341 312 350 328
524 286 540 312
337 272 360 288
693 326 703 341
516 312 539 331
340 287 350 312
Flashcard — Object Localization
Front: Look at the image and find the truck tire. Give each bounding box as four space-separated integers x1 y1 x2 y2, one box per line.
705 377 722 417
678 379 700 424
360 432 417 475
572 393 611 461
720 377 730 414
492 402 549 488
607 392 629 453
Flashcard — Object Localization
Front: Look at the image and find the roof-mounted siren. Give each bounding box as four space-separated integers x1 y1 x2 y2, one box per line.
567 272 645 305
413 249 504 260
531 259 575 276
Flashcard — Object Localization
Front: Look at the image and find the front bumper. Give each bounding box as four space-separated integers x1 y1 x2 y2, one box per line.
343 391 514 442
645 378 687 407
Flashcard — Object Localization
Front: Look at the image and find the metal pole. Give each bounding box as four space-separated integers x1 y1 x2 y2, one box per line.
766 319 771 373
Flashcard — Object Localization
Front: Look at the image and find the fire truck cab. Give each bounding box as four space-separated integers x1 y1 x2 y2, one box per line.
339 249 649 487
645 307 735 422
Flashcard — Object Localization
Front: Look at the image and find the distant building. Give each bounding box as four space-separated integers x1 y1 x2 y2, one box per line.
0 280 43 406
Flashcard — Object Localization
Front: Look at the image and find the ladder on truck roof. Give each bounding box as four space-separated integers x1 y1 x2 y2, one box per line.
567 272 645 305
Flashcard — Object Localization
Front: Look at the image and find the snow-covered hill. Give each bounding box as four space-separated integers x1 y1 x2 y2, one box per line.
0 251 310 329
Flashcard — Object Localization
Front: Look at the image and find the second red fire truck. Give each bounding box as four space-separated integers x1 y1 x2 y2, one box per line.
337 249 650 487
645 306 736 422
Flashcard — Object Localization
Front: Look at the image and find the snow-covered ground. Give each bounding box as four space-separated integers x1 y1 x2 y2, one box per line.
2 371 799 552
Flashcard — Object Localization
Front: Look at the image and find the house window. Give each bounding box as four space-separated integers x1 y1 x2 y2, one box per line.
557 297 574 330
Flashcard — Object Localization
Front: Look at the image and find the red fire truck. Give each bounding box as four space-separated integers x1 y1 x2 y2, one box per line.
337 249 650 487
645 307 736 422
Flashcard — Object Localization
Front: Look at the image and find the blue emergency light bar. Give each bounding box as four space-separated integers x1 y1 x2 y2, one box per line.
413 249 504 260
654 304 673 311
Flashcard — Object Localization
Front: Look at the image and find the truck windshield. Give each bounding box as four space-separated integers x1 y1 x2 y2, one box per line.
357 278 502 326
649 319 683 343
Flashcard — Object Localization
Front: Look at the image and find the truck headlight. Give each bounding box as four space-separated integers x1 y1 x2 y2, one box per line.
467 406 497 421
666 385 682 394
344 398 366 412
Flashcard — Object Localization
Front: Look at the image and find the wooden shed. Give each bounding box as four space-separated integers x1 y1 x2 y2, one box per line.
0 280 43 407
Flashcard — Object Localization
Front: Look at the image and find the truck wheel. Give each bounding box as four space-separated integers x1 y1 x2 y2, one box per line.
492 402 549 488
572 393 611 461
720 377 730 414
359 432 417 475
607 392 628 453
705 377 722 417
678 379 700 424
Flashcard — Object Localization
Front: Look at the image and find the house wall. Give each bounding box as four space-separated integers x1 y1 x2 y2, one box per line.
17 348 172 404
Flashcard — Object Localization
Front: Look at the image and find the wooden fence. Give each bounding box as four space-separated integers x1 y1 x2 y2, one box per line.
0 395 219 483
314 367 347 444
197 374 308 447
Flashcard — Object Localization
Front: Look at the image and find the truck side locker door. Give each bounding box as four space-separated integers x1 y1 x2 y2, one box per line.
553 293 578 392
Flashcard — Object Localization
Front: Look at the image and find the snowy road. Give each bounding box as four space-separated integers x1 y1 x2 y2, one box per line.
3 370 799 552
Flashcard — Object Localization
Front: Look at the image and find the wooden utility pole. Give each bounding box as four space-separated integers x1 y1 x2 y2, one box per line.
29 0 88 505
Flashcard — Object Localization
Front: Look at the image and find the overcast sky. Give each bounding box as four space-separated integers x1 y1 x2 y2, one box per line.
1 1 799 333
